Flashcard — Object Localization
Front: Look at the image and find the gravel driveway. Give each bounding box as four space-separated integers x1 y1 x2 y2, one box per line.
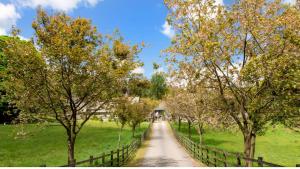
138 120 202 167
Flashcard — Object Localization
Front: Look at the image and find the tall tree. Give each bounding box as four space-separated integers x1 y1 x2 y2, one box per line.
150 73 168 100
3 9 142 166
164 0 300 165
0 35 20 124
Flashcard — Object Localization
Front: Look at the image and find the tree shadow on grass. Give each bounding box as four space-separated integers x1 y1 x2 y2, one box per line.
203 138 230 147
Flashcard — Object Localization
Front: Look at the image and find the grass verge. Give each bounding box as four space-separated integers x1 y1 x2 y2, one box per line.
0 120 148 166
171 122 300 166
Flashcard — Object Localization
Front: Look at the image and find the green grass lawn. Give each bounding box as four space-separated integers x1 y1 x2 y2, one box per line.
171 122 300 167
0 120 149 167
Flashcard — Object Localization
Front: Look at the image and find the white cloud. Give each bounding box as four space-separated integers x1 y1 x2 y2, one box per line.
283 0 296 5
85 0 101 6
18 35 29 41
0 3 20 35
16 0 103 12
132 66 145 74
154 67 164 73
0 0 102 35
161 21 175 39
215 0 223 5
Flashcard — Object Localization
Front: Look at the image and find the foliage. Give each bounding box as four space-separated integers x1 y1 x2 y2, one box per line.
152 62 160 70
149 73 168 100
3 8 142 165
164 86 227 144
113 97 130 128
0 35 20 124
127 98 157 137
127 73 151 98
164 0 300 164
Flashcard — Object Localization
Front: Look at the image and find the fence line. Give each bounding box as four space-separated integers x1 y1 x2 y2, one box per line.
40 123 152 167
170 124 287 167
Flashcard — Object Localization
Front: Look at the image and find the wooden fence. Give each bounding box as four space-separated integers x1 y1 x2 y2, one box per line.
40 123 151 167
171 126 286 167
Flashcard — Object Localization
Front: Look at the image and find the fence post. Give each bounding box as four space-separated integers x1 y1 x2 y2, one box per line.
186 138 188 148
197 144 200 160
110 151 114 166
193 143 196 157
126 145 129 158
188 140 191 153
214 151 217 167
201 146 204 162
102 153 105 167
68 159 76 167
206 148 209 166
236 154 241 167
258 157 263 167
122 145 125 165
223 152 227 167
117 149 120 166
89 155 93 166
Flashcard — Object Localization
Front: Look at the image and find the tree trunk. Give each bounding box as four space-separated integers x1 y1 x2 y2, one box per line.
118 125 124 148
251 133 256 160
188 120 191 139
198 123 204 145
178 117 181 131
132 125 136 137
243 131 256 167
199 131 203 145
67 134 76 166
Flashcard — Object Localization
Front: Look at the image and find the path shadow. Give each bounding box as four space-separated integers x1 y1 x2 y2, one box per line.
150 136 163 140
204 138 230 146
135 157 179 167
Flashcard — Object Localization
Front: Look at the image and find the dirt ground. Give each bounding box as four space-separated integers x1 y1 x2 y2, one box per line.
128 120 204 167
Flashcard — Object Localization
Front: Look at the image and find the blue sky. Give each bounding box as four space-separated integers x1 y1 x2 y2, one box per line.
0 0 295 78
0 0 175 78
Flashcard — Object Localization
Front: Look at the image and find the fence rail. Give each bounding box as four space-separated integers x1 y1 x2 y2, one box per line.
171 125 286 167
40 123 151 167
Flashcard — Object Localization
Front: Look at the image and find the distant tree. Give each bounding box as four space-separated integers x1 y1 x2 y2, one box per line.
164 88 182 130
128 98 157 137
3 9 142 166
165 89 197 139
113 97 130 147
150 73 168 100
114 70 151 143
127 73 151 97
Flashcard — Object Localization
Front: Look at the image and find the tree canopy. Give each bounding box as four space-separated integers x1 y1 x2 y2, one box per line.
3 8 143 165
0 35 21 124
164 0 300 164
150 73 168 100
